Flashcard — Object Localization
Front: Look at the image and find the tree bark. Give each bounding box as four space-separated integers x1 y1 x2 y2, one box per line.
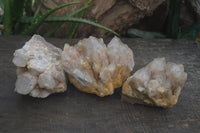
34 0 166 38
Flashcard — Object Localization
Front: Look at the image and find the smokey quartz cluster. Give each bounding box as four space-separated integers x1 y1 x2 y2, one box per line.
122 58 187 108
13 35 67 98
61 36 135 97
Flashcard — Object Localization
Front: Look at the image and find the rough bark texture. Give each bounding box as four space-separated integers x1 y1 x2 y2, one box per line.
34 0 166 38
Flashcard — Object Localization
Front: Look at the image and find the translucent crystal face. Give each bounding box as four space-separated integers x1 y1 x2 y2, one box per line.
62 36 135 97
122 58 187 108
13 35 67 98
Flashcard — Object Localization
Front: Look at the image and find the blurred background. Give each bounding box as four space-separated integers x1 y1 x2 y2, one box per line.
0 0 200 42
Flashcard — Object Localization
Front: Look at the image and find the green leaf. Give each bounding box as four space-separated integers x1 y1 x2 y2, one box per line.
11 0 25 22
21 2 79 35
19 16 119 36
32 0 35 7
18 16 32 23
44 0 91 38
66 12 84 39
46 17 119 36
3 0 26 35
19 2 89 24
67 0 92 38
3 0 12 34
67 0 91 17
33 4 41 20
0 0 4 10
43 23 62 37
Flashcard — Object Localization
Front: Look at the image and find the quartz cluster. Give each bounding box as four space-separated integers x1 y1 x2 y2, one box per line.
13 35 67 98
61 36 135 97
12 34 187 106
122 58 187 108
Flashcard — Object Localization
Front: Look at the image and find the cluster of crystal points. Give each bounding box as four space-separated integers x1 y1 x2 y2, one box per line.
122 58 187 108
61 36 135 97
12 35 187 107
13 35 67 98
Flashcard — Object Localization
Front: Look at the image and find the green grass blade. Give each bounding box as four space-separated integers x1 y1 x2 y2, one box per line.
32 0 35 7
3 0 26 35
43 23 62 37
14 0 31 34
67 1 91 17
43 1 91 38
67 0 92 38
33 4 41 20
19 16 119 37
18 3 89 24
21 1 79 35
45 17 119 36
18 16 33 23
3 0 13 34
67 11 84 39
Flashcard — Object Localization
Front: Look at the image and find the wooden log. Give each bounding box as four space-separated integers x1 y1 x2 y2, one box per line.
33 0 167 38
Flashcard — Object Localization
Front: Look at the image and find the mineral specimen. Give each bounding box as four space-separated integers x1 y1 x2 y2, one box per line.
122 58 187 108
61 36 134 97
13 35 67 98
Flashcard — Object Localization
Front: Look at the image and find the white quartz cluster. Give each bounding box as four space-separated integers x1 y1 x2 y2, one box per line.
12 35 187 105
122 58 187 107
61 36 135 97
13 35 67 98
